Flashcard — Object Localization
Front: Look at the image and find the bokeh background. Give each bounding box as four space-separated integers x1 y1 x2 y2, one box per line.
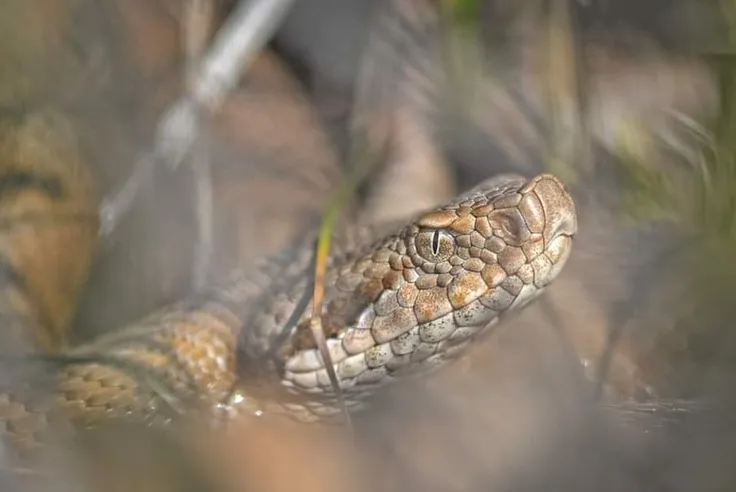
1 1 734 491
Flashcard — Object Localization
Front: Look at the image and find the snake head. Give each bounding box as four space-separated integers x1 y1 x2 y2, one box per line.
281 173 576 419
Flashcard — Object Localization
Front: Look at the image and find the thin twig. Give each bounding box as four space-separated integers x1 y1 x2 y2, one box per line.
190 145 214 288
184 0 215 289
99 0 296 238
99 154 156 237
189 0 296 111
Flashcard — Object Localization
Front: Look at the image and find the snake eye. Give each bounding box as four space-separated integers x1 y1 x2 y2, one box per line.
431 230 441 255
416 229 455 262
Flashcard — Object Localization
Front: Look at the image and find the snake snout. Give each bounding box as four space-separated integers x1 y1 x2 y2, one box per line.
515 174 577 288
526 174 577 247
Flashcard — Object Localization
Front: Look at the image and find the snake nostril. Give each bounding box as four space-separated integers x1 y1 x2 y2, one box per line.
556 212 577 239
547 205 577 247
489 209 531 246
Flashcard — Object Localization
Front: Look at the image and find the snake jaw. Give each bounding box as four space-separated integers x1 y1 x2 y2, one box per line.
280 173 577 419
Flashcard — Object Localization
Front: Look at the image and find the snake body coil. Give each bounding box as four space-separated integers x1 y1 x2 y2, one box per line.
0 172 577 459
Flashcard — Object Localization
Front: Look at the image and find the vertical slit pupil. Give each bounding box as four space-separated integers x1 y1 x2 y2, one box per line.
431 230 441 255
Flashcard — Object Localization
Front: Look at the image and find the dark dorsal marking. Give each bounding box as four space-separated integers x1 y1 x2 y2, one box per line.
0 172 64 200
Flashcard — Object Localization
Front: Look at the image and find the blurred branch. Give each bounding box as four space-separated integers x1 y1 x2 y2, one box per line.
99 0 296 238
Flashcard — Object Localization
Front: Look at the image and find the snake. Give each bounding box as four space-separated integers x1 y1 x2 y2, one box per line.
0 171 577 463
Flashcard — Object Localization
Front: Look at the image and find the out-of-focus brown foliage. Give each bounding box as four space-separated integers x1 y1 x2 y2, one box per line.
0 111 99 354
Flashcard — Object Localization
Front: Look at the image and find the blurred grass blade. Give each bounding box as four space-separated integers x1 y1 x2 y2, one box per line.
308 2 397 424
309 145 379 432
545 0 587 184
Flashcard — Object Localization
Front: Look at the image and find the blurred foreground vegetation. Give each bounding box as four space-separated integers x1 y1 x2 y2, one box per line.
611 0 736 393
